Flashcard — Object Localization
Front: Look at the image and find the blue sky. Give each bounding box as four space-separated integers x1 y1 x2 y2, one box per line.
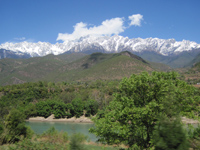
0 0 200 44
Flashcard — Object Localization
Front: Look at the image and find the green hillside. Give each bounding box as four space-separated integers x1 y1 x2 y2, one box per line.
0 53 86 85
186 52 200 67
0 51 170 86
137 51 199 68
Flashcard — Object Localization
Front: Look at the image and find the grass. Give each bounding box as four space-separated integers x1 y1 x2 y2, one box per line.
0 142 124 150
85 144 124 150
0 138 126 150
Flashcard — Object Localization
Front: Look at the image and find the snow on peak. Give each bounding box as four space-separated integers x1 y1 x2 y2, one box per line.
0 36 200 57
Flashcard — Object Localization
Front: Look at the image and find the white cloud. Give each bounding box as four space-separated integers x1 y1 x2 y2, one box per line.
128 14 143 26
57 14 143 42
57 17 125 42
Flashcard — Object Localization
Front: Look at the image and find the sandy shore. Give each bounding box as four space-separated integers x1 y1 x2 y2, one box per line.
181 117 199 124
27 115 199 124
27 114 93 123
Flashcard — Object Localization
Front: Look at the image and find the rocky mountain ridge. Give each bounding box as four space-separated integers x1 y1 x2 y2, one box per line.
1 35 200 57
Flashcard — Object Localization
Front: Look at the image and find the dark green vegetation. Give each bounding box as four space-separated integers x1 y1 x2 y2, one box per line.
0 72 200 149
0 79 119 121
153 116 189 150
0 109 33 145
90 72 200 149
0 79 121 148
1 48 200 149
0 51 171 86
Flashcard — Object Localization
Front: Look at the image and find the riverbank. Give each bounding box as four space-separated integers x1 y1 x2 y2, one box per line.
27 115 199 124
27 114 93 123
181 117 199 124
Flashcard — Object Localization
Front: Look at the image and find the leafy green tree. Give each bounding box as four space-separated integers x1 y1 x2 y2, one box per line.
153 116 189 150
23 103 37 119
187 125 200 149
90 72 200 149
0 109 33 144
71 98 84 117
36 100 67 118
0 122 3 136
36 101 52 118
84 99 98 117
66 103 73 118
53 102 67 118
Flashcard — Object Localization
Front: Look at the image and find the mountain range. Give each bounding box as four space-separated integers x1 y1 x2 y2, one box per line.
0 51 171 86
1 35 200 68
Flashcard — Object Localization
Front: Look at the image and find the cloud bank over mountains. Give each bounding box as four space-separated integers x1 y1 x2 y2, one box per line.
57 14 144 43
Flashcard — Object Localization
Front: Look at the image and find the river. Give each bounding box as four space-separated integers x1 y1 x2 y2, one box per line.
26 121 97 142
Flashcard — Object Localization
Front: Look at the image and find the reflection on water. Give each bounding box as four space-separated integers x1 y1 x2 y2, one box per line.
26 121 97 142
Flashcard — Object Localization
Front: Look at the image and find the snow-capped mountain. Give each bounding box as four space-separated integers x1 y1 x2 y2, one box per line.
0 35 200 57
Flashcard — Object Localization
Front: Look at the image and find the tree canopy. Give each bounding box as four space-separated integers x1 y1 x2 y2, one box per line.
90 72 200 149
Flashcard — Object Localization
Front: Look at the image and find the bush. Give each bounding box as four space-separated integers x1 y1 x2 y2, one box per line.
0 109 34 145
41 126 68 144
69 133 88 150
71 98 84 117
153 116 189 150
84 99 98 117
8 138 68 150
36 100 67 118
187 125 200 149
0 123 3 136
66 112 72 118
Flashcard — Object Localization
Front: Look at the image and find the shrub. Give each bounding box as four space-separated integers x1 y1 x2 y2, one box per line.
69 133 88 150
187 125 200 149
153 116 189 150
41 126 68 144
71 98 84 117
84 99 98 117
0 109 34 145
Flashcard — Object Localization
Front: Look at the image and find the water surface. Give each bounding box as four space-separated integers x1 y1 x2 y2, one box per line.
26 121 97 142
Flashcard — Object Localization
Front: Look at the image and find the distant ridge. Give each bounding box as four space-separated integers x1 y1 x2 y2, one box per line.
1 36 200 57
1 36 200 68
0 52 170 86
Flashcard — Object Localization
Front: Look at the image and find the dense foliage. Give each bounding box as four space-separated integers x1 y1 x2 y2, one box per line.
0 80 119 121
0 79 119 146
36 100 67 118
0 109 33 145
90 72 200 149
1 72 200 149
153 116 189 150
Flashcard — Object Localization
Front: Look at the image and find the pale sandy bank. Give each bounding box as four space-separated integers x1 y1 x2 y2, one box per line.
27 115 199 124
27 114 93 123
181 117 199 124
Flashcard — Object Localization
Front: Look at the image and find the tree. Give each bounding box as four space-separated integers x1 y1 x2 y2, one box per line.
84 99 98 117
0 109 33 144
90 72 200 149
36 101 52 118
153 116 189 150
23 103 37 119
71 98 84 117
36 100 67 118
